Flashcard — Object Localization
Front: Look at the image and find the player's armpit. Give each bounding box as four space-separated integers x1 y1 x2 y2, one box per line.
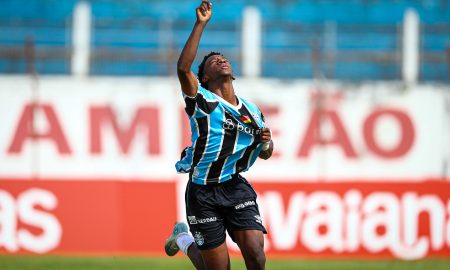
177 69 198 97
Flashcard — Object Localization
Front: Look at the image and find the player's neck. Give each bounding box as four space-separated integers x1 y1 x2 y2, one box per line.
209 79 237 105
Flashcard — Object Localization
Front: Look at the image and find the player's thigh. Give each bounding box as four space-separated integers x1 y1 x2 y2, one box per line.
185 181 227 250
232 229 265 258
223 177 266 263
224 177 267 238
200 242 230 270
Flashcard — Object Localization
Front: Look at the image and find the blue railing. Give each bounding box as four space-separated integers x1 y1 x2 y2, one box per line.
0 0 448 82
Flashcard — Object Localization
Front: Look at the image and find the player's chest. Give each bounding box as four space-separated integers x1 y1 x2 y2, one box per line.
208 109 261 138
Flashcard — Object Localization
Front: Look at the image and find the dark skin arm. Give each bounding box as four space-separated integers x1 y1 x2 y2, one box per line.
259 127 274 160
177 1 212 97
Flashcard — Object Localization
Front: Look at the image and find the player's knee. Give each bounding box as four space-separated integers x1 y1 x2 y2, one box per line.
253 248 266 268
243 242 266 268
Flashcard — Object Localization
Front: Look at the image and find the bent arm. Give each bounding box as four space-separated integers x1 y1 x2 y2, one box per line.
258 127 273 160
259 140 274 160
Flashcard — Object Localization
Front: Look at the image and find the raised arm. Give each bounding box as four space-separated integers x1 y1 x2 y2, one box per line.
177 1 212 97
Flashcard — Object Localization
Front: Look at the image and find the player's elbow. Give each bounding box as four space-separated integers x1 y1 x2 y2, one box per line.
177 60 191 74
258 150 272 160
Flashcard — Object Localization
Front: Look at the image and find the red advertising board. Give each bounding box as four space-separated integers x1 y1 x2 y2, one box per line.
1 178 449 259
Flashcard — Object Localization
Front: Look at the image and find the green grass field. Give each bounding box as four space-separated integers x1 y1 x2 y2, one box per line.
0 256 449 270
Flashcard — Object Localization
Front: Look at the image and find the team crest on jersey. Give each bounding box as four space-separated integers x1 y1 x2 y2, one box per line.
194 231 204 246
251 113 261 123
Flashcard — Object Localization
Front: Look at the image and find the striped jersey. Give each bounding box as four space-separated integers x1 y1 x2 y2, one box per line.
176 84 266 185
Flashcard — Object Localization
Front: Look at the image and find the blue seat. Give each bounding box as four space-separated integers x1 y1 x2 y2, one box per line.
0 0 448 81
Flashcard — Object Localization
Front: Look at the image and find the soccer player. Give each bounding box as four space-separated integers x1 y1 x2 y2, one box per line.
165 1 273 269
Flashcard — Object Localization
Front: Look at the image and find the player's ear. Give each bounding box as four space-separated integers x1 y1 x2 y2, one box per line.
202 75 209 83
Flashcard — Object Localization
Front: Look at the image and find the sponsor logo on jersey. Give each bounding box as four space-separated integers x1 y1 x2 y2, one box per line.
235 200 256 210
223 118 261 136
255 215 262 224
188 216 217 224
188 216 197 224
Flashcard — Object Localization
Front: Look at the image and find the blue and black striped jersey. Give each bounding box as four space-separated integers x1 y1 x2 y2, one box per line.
176 84 266 185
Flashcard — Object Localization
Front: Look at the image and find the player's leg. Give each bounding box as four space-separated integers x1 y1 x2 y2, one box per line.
185 179 230 269
224 174 267 270
232 229 265 270
164 222 205 269
170 238 231 270
186 243 206 270
179 234 230 270
199 242 230 270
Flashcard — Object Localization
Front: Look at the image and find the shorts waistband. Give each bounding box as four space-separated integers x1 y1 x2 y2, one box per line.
189 173 241 187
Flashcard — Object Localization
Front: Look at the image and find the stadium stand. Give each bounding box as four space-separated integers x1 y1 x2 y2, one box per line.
0 0 448 81
0 0 75 74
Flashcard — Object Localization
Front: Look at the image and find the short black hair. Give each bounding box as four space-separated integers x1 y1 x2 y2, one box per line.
197 51 222 89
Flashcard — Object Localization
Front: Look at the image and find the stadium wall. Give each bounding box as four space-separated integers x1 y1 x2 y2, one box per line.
0 76 449 260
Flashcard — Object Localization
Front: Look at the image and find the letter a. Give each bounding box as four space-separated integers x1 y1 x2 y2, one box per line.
298 110 357 158
8 103 71 154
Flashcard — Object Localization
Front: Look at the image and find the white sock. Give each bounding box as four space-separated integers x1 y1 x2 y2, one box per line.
176 232 194 255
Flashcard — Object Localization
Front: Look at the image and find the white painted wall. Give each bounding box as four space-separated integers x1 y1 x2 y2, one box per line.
0 76 447 182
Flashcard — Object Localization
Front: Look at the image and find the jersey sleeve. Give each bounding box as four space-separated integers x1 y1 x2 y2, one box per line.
175 146 192 174
183 85 219 118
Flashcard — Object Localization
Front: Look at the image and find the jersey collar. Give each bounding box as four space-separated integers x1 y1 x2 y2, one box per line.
212 93 243 114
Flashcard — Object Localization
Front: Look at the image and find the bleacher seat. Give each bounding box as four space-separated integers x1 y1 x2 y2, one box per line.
0 0 448 82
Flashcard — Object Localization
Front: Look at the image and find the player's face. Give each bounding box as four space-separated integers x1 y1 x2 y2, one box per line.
203 55 233 82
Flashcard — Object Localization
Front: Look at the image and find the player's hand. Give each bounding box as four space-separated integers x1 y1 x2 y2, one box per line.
196 1 212 24
259 128 273 160
260 128 271 143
